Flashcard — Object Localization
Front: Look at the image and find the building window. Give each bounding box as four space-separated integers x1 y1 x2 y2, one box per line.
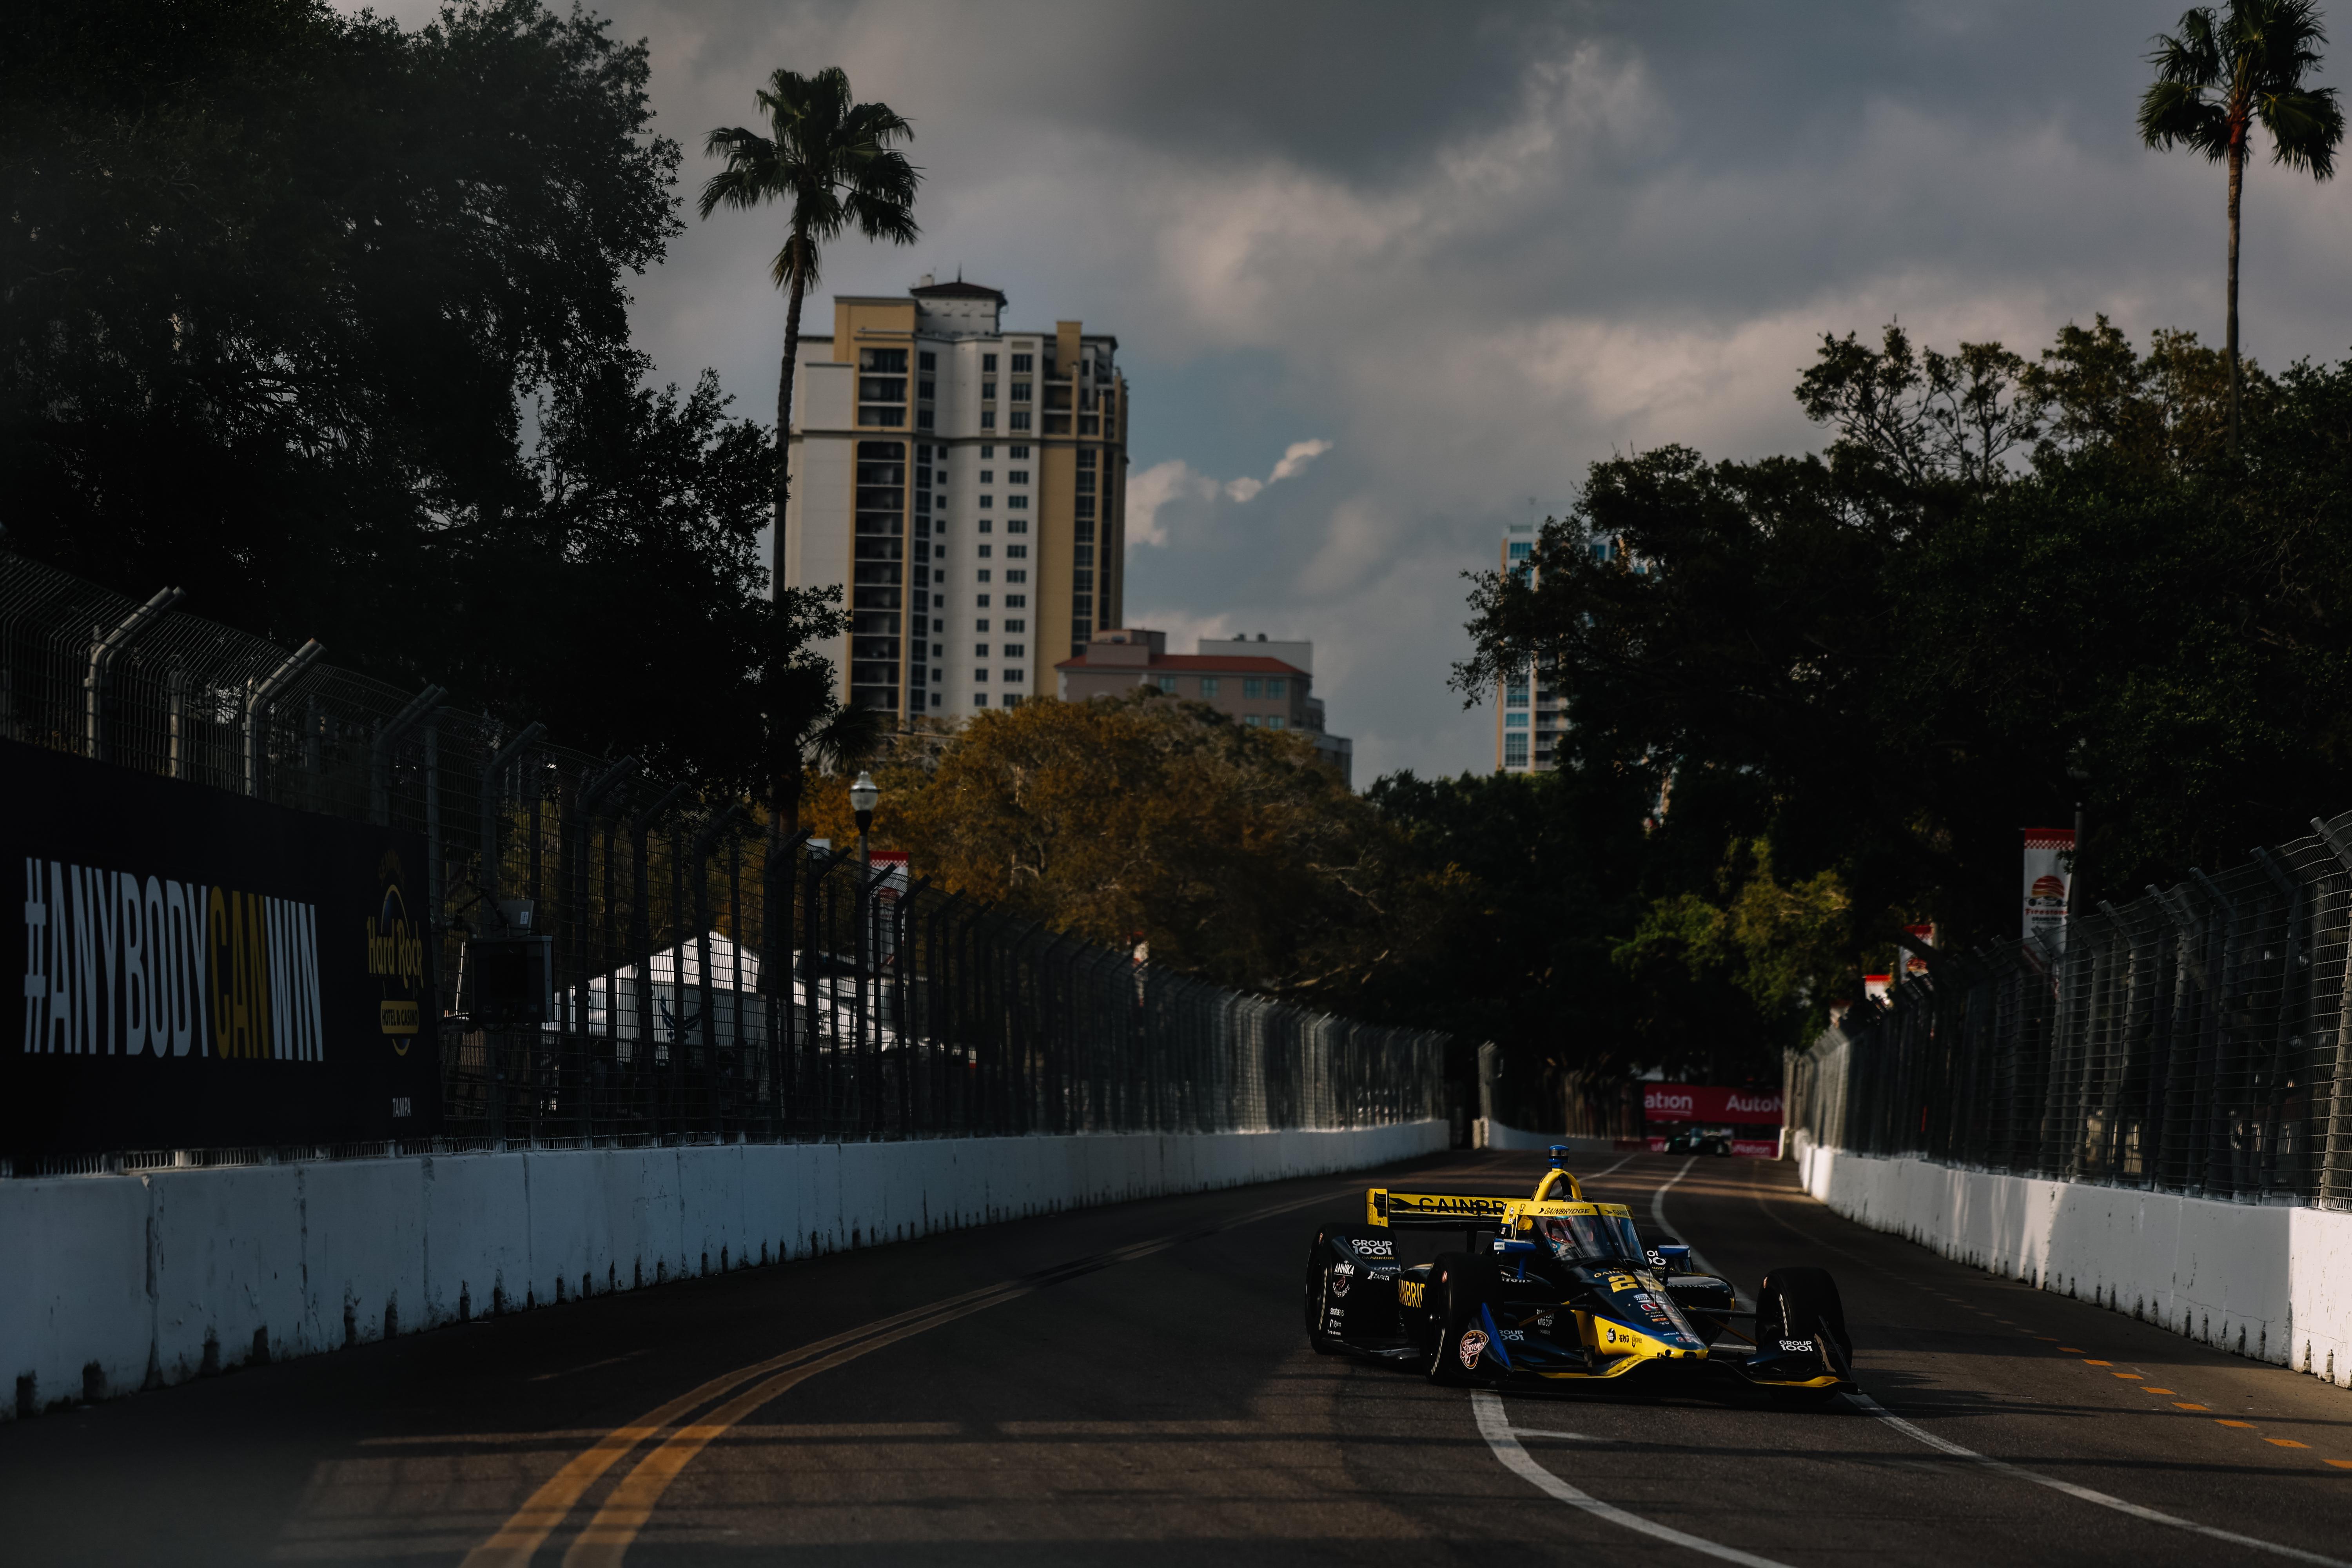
1004 643 1026 658
1505 678 1529 708
976 619 989 632
933 618 945 632
1243 678 1262 698
980 495 993 508
1244 715 1260 728
1009 445 1031 459
1005 517 1027 534
1200 677 1219 697
1504 733 1529 767
981 380 997 400
981 411 995 429
1004 618 1025 632
1158 676 1176 692
919 351 936 370
1003 670 1025 685
1267 716 1285 730
930 692 942 708
978 518 992 533
1005 544 1027 558
980 446 993 459
977 544 991 558
1505 713 1528 728
932 642 944 657
1011 353 1033 373
1009 411 1031 430
1007 495 1029 508
1508 541 1533 561
976 669 989 681
1004 694 1023 707
975 644 990 657
1008 469 1030 484
976 595 990 608
1266 678 1285 696
1005 594 1026 607
1005 570 1026 583
975 693 988 706
859 348 907 373
983 354 998 372
916 409 935 429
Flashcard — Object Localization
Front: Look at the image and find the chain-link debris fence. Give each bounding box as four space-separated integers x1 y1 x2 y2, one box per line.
2 550 1447 1168
1791 812 2352 1209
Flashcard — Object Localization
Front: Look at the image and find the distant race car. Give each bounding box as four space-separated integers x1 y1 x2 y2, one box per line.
1300 1148 1853 1399
1661 1129 1732 1156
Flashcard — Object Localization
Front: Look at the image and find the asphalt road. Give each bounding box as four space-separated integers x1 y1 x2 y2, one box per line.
4 1150 2350 1565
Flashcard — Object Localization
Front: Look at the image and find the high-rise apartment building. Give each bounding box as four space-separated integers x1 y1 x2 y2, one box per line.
1493 523 1558 773
782 276 1129 718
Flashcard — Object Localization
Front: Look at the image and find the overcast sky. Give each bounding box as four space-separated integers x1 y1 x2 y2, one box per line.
369 0 2352 781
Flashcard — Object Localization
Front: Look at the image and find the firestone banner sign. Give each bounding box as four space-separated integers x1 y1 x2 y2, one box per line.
1642 1083 1784 1125
4 739 437 1156
2021 828 2075 949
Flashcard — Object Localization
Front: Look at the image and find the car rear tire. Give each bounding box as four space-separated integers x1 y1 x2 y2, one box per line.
1302 1229 1348 1354
1757 1265 1853 1372
1424 1251 1500 1385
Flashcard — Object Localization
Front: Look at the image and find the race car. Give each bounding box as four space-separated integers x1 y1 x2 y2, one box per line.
1300 1147 1853 1398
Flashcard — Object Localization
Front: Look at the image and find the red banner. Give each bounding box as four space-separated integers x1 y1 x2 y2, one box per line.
1641 1083 1784 1125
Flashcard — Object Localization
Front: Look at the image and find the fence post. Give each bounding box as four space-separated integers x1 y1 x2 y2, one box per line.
242 639 323 798
2314 817 2352 1209
84 586 182 762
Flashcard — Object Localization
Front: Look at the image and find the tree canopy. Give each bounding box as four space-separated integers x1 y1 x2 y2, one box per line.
0 0 823 786
1458 315 2352 1051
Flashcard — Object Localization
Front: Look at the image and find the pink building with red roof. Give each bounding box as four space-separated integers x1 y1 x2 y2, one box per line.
1055 628 1353 785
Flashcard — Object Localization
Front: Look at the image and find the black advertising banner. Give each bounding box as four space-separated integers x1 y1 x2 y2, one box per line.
4 739 438 1156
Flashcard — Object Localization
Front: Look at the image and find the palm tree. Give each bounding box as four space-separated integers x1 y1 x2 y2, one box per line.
2139 1 2343 456
700 67 919 832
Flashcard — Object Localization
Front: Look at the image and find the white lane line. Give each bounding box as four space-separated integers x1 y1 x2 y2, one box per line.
1582 1152 1639 1183
1845 1394 2352 1567
1473 1391 1794 1568
1648 1158 1754 1312
1510 1427 1605 1442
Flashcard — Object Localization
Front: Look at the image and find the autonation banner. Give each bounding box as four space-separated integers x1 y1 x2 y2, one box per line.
1642 1083 1784 1125
4 740 437 1156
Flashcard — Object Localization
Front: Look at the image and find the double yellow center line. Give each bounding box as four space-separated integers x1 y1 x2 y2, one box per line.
459 1185 1347 1567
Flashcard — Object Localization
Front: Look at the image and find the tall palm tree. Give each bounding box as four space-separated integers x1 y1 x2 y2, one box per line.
2140 0 2343 456
700 67 919 831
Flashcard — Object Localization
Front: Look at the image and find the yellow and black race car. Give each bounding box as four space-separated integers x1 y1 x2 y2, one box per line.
1301 1149 1853 1400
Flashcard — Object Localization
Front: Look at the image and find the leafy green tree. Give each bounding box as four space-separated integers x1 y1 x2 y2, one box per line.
2139 0 2343 455
698 65 921 832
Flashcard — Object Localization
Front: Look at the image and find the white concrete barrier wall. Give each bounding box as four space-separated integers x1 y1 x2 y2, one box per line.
1 1120 1446 1419
1793 1135 2352 1388
1474 1120 1621 1154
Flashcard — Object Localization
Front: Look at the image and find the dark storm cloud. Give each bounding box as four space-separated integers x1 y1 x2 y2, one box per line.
352 0 2352 775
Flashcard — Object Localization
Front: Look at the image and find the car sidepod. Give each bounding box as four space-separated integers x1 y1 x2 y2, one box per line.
1302 1225 1406 1352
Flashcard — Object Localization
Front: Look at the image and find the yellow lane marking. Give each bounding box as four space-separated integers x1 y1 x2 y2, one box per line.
2269 1440 2311 1449
2329 1460 2352 1470
463 1181 1348 1566
560 1286 1029 1567
2176 1403 2210 1411
456 1277 1030 1568
2113 1373 2141 1379
2218 1420 2256 1429
2059 1346 2084 1353
2145 1388 2175 1394
2083 1359 2112 1366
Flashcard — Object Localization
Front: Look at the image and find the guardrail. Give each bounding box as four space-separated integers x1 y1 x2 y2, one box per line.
1 549 1447 1167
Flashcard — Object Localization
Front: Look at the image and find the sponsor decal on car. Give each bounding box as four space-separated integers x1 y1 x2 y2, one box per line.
1350 1238 1394 1257
1330 1270 1350 1298
1393 1194 1511 1217
1499 1328 1525 1342
1458 1329 1489 1370
1397 1279 1426 1308
1777 1339 1815 1352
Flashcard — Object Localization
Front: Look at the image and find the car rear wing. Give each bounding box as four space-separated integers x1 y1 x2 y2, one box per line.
1365 1189 1524 1228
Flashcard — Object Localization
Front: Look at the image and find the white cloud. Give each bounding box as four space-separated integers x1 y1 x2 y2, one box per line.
1128 439 1333 546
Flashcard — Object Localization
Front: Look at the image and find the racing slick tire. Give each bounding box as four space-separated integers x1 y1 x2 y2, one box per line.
1757 1265 1853 1399
1424 1251 1501 1385
1302 1225 1391 1354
